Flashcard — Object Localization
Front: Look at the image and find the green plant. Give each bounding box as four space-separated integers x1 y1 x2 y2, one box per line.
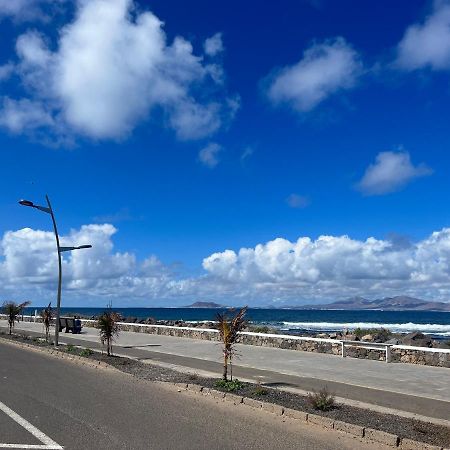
80 348 94 357
96 305 121 356
2 301 31 334
253 386 269 396
214 379 244 392
353 327 391 340
66 344 76 353
39 303 53 342
307 388 336 411
216 306 248 381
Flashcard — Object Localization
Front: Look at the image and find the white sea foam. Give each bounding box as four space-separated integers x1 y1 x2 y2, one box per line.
279 321 450 336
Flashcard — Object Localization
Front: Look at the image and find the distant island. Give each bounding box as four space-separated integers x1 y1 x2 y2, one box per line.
297 296 450 311
185 301 224 308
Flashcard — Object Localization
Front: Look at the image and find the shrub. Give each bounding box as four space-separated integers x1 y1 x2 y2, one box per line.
80 348 94 357
307 388 336 411
353 327 392 341
253 386 269 396
214 379 245 392
66 344 76 353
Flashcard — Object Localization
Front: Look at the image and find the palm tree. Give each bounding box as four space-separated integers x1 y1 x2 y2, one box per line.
40 303 53 342
96 306 121 356
216 306 248 381
2 301 31 335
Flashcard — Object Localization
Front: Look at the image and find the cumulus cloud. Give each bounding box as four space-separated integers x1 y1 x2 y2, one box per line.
0 0 63 22
0 98 54 134
266 37 362 112
0 0 236 141
286 194 310 208
3 223 450 304
0 63 14 81
198 142 222 168
202 229 450 301
396 0 450 71
204 33 224 57
357 151 432 196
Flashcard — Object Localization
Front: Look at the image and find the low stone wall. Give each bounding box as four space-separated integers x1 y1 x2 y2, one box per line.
2 315 449 367
391 346 450 368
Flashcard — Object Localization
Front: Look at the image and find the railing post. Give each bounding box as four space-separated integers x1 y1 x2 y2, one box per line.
341 341 346 358
386 345 391 363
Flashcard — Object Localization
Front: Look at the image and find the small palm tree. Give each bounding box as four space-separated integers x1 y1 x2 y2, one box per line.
40 303 53 342
216 306 248 381
2 301 31 335
96 306 121 356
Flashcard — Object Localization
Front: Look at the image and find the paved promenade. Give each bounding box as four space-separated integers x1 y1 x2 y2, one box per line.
4 320 450 421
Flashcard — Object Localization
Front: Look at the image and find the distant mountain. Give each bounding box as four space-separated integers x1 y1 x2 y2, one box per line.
185 301 224 308
299 296 450 311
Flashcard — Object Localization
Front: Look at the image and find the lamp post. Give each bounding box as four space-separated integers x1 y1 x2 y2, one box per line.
19 195 92 346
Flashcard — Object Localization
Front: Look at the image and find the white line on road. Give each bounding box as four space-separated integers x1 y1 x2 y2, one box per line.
0 445 62 449
0 400 63 449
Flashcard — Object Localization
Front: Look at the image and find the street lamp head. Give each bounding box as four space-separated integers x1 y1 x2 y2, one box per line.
19 200 35 207
78 245 92 249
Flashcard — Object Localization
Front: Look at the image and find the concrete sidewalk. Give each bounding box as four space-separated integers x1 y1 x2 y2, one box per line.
5 320 450 421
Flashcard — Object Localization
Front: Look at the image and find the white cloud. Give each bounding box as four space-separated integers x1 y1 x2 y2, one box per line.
0 63 14 81
357 151 432 196
0 0 235 141
0 0 62 22
198 142 221 168
240 146 254 162
266 37 362 112
397 0 450 71
202 229 450 302
286 194 310 208
0 98 54 134
204 33 224 57
3 223 450 304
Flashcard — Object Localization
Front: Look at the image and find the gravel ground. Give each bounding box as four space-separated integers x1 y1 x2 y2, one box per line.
2 331 449 448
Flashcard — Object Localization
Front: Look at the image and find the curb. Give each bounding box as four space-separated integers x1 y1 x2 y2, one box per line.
178 383 447 450
0 336 113 371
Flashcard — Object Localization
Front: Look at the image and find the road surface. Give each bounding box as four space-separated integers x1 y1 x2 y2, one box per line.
4 320 450 421
0 340 387 450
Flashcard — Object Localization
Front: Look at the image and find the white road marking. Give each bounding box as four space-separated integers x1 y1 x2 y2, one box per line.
0 400 63 449
0 445 62 449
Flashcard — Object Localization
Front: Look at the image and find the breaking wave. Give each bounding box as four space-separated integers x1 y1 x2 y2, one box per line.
278 321 450 336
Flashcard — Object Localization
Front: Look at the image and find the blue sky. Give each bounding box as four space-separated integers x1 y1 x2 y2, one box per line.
1 0 450 306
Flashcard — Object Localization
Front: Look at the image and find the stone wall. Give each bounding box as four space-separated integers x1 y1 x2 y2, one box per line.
391 346 450 368
2 315 449 367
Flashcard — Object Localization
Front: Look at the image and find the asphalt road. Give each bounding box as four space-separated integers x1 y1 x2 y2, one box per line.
0 340 387 450
5 322 450 422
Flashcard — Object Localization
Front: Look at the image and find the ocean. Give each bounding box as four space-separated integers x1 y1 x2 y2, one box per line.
23 307 450 338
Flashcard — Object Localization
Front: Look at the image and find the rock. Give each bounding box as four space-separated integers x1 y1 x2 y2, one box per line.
361 334 374 341
402 331 432 347
385 338 401 345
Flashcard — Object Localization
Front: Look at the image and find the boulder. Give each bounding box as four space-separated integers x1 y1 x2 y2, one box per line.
402 331 432 347
361 334 374 341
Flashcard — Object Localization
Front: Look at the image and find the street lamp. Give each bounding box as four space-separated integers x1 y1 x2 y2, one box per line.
19 195 92 346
